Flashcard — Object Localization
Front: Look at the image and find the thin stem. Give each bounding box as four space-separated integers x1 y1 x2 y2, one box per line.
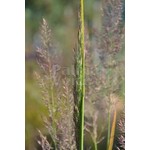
108 109 117 150
50 83 57 149
79 0 85 149
107 107 111 150
93 140 98 150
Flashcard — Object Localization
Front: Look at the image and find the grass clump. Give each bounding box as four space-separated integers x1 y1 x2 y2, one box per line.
33 0 125 149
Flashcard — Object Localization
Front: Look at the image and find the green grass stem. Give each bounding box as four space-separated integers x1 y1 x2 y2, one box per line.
93 140 98 150
78 0 85 149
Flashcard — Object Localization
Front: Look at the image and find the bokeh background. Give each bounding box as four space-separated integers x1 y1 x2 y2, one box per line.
25 0 125 149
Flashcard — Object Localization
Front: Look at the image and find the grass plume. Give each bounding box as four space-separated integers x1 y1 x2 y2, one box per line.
35 18 77 150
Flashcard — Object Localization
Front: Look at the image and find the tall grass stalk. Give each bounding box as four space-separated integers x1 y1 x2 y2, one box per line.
78 0 85 149
74 0 85 149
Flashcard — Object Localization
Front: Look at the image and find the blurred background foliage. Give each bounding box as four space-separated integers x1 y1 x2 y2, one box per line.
25 0 125 150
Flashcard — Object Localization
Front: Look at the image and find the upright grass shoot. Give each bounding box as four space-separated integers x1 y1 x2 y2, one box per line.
78 0 85 149
74 0 85 149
